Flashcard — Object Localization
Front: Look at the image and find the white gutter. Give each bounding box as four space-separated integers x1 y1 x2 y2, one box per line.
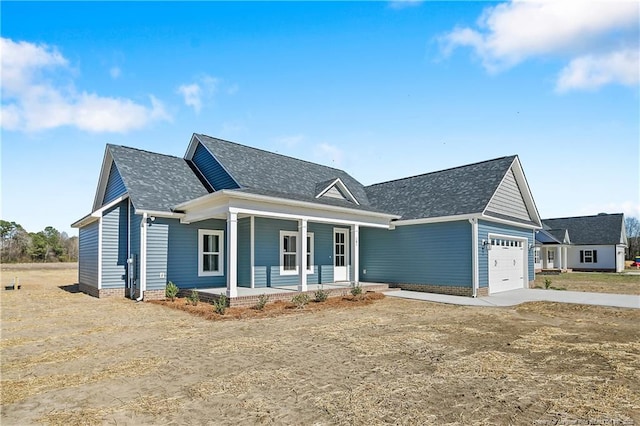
137 212 148 301
469 218 479 298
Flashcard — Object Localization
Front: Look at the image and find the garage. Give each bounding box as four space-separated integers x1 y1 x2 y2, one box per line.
488 237 526 293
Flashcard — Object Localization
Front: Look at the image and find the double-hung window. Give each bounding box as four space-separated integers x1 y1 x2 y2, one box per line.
581 249 597 263
198 230 224 276
280 231 314 275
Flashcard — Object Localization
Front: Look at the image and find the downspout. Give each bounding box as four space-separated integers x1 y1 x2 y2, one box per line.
137 212 147 301
469 218 479 298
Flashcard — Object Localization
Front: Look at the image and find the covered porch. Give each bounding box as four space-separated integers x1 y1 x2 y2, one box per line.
174 189 399 302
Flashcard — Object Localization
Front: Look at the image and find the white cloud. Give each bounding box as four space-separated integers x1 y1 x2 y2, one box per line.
109 66 121 79
177 83 203 113
439 0 639 90
314 143 345 167
556 48 640 92
0 37 170 133
177 75 219 113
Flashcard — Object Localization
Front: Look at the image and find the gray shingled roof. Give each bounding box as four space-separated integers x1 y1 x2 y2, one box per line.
542 214 625 245
365 156 517 220
109 144 209 212
535 229 561 244
196 134 371 206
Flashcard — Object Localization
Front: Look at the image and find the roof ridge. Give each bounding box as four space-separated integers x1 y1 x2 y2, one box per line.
108 143 183 160
543 213 623 221
196 133 348 174
366 155 516 188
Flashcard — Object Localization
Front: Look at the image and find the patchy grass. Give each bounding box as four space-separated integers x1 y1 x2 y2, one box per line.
2 265 639 425
534 272 640 295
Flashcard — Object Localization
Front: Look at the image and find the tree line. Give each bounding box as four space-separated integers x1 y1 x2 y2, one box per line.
0 220 78 263
626 217 640 260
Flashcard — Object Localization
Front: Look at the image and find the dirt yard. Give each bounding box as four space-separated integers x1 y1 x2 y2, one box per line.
2 265 639 425
534 271 640 295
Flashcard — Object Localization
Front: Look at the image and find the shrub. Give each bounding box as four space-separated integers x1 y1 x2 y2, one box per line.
350 283 363 298
254 294 269 311
166 281 179 301
213 294 227 315
187 289 199 306
314 286 329 303
291 293 310 309
544 278 552 289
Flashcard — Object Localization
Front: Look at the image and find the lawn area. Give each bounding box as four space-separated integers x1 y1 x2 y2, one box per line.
2 264 639 425
534 271 640 295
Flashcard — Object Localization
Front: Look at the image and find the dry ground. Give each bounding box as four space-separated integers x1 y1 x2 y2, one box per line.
1 265 639 425
534 271 640 295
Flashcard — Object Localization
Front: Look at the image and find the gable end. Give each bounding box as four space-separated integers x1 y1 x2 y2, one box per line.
485 167 533 223
103 161 127 205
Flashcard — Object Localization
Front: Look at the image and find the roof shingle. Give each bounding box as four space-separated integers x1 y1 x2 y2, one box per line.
542 214 625 245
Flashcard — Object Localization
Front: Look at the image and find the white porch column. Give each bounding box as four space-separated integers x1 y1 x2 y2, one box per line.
557 246 563 270
352 224 359 284
226 211 238 298
298 219 308 292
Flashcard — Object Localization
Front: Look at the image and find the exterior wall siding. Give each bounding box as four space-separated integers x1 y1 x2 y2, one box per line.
477 220 535 288
237 217 251 287
101 200 128 289
360 221 472 288
567 245 616 271
192 142 239 191
78 221 99 287
485 169 531 222
163 218 227 289
103 161 127 205
146 219 169 291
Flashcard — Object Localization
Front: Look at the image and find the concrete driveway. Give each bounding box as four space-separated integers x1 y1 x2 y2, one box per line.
385 288 640 309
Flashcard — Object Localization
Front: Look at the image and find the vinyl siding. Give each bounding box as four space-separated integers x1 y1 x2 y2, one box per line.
307 222 336 285
238 217 251 287
163 218 227 289
192 142 239 191
485 169 531 222
146 219 169 291
477 220 535 288
360 221 472 287
103 161 127 205
78 221 99 287
101 201 128 289
567 245 616 270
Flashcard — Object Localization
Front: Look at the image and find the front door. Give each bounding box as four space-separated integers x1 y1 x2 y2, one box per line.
334 229 349 282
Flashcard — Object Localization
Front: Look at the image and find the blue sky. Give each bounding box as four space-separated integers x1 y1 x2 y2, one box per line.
2 1 639 237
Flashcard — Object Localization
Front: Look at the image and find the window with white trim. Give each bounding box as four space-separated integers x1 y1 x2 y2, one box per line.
198 230 224 276
279 230 314 275
581 249 597 263
548 250 555 261
534 248 540 263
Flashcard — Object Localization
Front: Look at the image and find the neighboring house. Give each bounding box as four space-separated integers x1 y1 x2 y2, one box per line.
71 134 542 301
534 213 627 273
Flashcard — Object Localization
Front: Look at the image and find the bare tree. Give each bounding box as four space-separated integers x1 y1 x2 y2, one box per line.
625 216 640 259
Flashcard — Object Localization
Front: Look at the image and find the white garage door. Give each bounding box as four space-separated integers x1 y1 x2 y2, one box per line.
488 238 525 294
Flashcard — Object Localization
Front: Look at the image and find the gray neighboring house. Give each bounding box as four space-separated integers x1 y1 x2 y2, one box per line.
72 133 542 301
534 213 627 272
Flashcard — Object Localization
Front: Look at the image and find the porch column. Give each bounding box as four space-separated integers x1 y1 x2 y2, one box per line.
226 211 238 298
557 246 563 270
298 219 308 292
352 224 359 284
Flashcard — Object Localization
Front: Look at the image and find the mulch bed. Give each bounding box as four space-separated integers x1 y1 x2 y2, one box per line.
150 291 385 321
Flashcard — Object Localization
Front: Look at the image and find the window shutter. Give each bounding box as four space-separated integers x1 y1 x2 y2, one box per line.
593 250 597 263
580 250 584 263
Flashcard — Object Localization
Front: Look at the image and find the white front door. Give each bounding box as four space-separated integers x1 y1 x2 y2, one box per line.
333 229 349 282
488 238 525 293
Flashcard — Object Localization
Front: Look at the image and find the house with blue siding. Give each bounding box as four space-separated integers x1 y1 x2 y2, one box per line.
72 133 542 301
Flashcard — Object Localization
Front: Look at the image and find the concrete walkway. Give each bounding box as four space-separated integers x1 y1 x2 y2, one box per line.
385 288 640 309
